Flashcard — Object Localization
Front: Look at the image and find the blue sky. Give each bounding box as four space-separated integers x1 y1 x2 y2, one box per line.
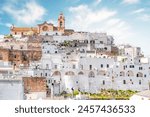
0 0 150 55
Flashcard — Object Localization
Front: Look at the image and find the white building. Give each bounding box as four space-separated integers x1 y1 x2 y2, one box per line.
4 32 150 96
0 78 24 100
20 33 148 95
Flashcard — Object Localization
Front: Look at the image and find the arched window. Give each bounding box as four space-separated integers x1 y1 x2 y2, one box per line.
60 21 63 27
65 71 75 76
52 71 61 81
52 71 61 76
88 71 95 78
137 72 143 77
78 71 84 75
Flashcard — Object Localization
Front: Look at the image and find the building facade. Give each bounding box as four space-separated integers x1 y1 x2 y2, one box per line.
10 13 74 36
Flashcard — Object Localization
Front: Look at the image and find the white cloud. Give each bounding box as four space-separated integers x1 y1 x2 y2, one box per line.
132 8 145 14
48 19 57 26
131 8 150 22
68 5 133 43
123 0 139 4
94 0 102 6
139 14 150 21
2 1 46 25
0 21 12 28
69 5 117 27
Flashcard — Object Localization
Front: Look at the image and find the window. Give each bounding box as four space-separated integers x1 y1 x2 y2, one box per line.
45 73 47 76
60 21 63 27
73 65 76 69
139 80 141 85
144 74 146 77
137 72 143 77
54 65 57 69
47 51 49 53
46 64 49 69
49 80 51 83
89 65 92 70
123 80 126 84
88 71 95 78
78 71 84 75
130 79 132 82
55 51 57 53
139 67 143 70
84 40 88 43
103 80 105 85
101 64 103 68
107 64 109 68
41 73 43 76
104 47 107 50
11 46 13 50
90 40 95 44
100 41 103 44
20 46 23 49
130 65 134 68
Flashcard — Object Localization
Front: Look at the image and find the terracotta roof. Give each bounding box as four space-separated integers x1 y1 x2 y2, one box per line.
65 29 74 32
11 27 38 32
38 21 53 26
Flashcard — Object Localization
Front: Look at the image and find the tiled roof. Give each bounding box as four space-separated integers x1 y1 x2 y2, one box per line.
11 27 38 32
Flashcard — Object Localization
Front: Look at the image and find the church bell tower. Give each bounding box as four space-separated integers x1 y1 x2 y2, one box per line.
58 13 65 33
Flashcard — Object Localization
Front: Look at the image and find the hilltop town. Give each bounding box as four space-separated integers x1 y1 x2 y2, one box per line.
0 13 150 100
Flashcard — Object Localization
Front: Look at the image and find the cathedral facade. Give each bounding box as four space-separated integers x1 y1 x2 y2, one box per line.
10 13 74 36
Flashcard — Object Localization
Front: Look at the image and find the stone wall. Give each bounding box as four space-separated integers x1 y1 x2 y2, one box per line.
0 49 42 67
23 77 46 93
